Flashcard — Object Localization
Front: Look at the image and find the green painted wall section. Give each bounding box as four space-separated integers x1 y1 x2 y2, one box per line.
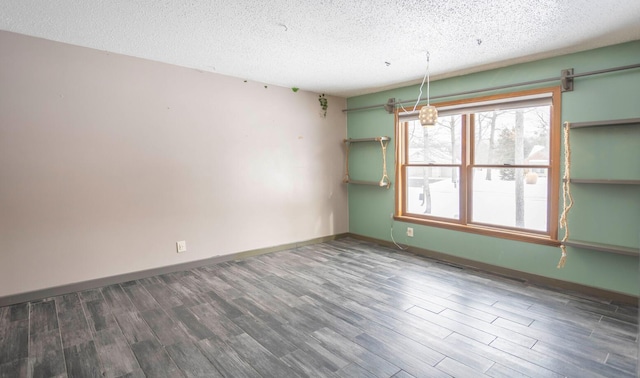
346 41 640 296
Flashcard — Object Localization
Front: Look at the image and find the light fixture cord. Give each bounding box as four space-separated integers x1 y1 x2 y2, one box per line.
411 52 431 112
426 52 431 106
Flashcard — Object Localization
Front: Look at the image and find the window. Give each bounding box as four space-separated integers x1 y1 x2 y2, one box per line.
395 87 561 245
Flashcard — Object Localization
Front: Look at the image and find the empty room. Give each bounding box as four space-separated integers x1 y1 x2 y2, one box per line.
1 1 639 377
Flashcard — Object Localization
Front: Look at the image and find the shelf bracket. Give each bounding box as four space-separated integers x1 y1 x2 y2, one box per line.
561 68 574 92
384 98 396 114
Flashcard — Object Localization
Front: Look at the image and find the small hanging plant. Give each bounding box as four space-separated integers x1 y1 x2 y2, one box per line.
318 94 328 117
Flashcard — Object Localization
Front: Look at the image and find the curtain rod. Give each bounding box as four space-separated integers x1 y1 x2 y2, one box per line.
342 63 640 113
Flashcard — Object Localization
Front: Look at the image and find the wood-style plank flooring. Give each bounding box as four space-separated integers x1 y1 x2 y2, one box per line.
0 238 638 377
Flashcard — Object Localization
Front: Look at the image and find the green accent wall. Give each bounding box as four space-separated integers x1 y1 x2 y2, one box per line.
346 41 640 297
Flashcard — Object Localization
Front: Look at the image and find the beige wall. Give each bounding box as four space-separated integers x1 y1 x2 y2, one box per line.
0 31 348 298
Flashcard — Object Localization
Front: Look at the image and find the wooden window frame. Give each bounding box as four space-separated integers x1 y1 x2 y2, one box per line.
394 87 561 246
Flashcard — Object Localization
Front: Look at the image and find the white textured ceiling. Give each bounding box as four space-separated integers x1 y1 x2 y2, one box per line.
1 1 640 97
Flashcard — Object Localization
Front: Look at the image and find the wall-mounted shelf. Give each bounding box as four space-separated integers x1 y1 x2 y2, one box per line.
560 118 640 259
562 240 638 257
343 179 390 187
568 117 640 129
566 179 640 185
343 136 391 189
345 137 390 143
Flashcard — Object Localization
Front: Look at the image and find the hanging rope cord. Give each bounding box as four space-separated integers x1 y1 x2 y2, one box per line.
557 121 573 268
343 142 351 182
379 138 390 187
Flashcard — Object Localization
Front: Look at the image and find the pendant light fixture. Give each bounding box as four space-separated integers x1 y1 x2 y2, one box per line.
417 52 437 126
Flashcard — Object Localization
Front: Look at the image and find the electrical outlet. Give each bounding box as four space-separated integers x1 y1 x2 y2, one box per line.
406 227 414 237
176 240 187 253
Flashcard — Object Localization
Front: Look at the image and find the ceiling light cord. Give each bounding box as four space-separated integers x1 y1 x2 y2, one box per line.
412 52 431 111
426 52 431 106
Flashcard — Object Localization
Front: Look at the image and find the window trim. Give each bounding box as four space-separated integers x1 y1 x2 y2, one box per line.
394 87 562 246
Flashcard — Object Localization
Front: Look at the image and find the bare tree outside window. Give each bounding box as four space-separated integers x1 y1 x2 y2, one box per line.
406 115 461 219
480 111 501 181
421 127 431 214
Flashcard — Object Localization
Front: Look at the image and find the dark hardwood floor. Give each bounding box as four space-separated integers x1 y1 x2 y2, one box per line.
0 238 638 377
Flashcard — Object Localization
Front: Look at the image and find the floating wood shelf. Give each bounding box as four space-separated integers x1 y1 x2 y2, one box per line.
344 136 391 143
567 179 640 185
343 179 391 188
559 117 640 263
568 117 640 128
343 136 391 189
562 240 639 256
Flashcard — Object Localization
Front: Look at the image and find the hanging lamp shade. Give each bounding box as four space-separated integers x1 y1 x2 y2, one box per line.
419 105 438 126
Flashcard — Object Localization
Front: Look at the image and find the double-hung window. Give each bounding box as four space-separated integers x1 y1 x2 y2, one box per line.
395 87 561 245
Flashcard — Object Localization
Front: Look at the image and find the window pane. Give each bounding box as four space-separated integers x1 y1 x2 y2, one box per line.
408 115 462 164
406 166 460 220
471 168 548 231
473 106 550 165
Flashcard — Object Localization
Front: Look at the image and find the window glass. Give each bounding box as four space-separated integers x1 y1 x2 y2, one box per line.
473 107 550 165
471 167 548 232
406 166 460 220
408 116 462 165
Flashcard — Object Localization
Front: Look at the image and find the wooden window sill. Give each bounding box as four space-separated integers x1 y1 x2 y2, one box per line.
394 215 560 247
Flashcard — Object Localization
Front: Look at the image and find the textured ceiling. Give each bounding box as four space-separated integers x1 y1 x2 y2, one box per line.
1 0 640 97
